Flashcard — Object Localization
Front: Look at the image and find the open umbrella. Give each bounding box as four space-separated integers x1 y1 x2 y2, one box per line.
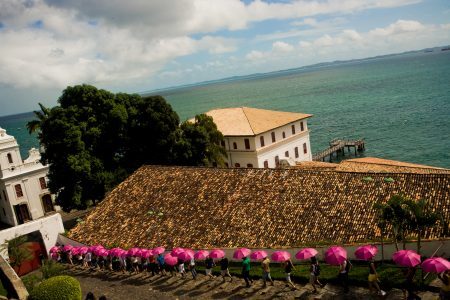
355 245 378 261
178 250 194 262
164 253 178 266
392 250 421 267
194 250 210 260
140 249 152 259
421 257 450 273
98 249 109 257
271 250 291 262
209 249 225 259
325 246 347 265
71 247 80 256
49 246 60 253
63 245 73 252
127 247 141 257
109 247 123 257
152 247 165 255
171 247 185 257
250 250 268 260
233 248 251 259
295 248 318 260
50 252 59 260
78 246 89 255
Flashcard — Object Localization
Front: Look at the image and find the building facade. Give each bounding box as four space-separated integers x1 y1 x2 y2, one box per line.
0 127 57 226
204 107 313 168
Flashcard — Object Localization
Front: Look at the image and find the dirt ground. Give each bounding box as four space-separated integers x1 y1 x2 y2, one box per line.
65 266 440 300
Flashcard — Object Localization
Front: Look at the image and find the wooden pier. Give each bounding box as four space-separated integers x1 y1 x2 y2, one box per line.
312 138 365 162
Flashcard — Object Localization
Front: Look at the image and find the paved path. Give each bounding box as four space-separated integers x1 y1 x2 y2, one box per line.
65 267 439 300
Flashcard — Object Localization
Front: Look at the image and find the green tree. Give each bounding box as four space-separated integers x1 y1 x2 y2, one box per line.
374 194 410 251
403 198 440 254
28 85 225 211
26 103 50 134
175 114 226 166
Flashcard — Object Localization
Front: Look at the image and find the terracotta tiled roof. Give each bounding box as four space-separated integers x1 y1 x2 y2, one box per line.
68 166 450 249
201 107 312 136
336 157 450 174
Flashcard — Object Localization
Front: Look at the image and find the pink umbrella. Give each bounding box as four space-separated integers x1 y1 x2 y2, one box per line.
233 248 251 259
49 246 60 253
171 247 185 257
71 247 80 255
421 257 450 273
355 245 378 261
325 246 347 266
194 250 210 260
164 253 178 266
178 251 194 262
250 250 268 260
210 249 225 259
152 247 165 255
63 245 73 252
392 250 421 267
295 248 318 260
78 246 89 255
271 251 291 262
50 252 59 260
98 249 109 257
140 249 152 259
109 247 123 257
127 247 141 257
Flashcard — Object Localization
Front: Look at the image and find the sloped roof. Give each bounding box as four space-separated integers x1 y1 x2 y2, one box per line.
68 166 450 249
202 107 312 136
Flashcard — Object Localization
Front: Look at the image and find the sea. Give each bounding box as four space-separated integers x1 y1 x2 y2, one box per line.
1 50 449 168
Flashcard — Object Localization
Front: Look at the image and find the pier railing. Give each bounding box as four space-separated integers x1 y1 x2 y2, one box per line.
313 138 365 161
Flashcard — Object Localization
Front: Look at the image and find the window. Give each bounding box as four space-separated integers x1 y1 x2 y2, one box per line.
39 177 47 189
285 151 289 157
260 136 265 147
300 121 304 131
303 143 308 154
234 163 240 168
244 139 250 150
2 190 7 202
271 132 276 143
7 153 13 164
275 156 280 167
282 132 286 139
233 142 237 149
15 184 23 198
220 140 225 147
263 161 269 168
295 147 299 158
291 125 296 134
246 163 253 168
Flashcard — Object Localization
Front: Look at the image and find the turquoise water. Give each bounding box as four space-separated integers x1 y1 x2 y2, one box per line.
1 51 449 168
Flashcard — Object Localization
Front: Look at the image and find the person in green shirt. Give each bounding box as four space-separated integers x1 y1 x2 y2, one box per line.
242 256 252 287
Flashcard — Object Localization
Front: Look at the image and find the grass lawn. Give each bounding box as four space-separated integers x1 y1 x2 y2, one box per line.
195 260 436 290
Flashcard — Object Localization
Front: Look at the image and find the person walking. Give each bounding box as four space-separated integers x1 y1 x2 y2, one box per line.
309 257 323 293
205 255 215 279
283 258 296 289
368 259 386 296
402 267 421 300
438 270 450 300
157 254 166 276
189 257 197 280
178 258 186 278
261 256 274 287
338 258 352 293
220 257 233 282
242 256 252 287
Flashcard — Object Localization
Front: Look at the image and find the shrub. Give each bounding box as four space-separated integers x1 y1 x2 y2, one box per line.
41 259 65 279
22 274 41 294
29 275 81 300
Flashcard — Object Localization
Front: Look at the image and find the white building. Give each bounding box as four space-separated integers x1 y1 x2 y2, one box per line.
204 107 313 168
0 127 57 226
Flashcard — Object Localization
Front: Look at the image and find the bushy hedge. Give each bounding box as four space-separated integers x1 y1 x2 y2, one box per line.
29 275 81 300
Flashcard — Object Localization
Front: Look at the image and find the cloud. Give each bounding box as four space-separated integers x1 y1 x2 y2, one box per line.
246 50 266 61
369 20 425 36
272 41 294 53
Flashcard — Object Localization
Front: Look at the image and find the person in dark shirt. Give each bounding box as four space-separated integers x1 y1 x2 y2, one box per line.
220 257 232 282
205 256 215 279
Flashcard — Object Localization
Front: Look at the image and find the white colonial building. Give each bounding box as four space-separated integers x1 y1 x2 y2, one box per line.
0 127 57 226
204 107 313 168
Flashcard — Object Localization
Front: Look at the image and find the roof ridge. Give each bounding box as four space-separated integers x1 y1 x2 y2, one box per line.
241 107 256 135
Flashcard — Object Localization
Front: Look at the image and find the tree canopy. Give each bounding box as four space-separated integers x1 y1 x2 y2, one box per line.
30 84 225 211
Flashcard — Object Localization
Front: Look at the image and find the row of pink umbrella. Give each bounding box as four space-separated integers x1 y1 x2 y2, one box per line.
49 244 450 273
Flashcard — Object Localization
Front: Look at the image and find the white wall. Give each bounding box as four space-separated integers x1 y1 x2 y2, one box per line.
0 213 65 260
223 119 312 168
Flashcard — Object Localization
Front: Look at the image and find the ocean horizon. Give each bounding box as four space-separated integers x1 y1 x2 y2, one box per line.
1 49 449 168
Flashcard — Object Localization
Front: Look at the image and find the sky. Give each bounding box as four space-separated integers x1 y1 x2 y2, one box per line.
0 0 449 116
